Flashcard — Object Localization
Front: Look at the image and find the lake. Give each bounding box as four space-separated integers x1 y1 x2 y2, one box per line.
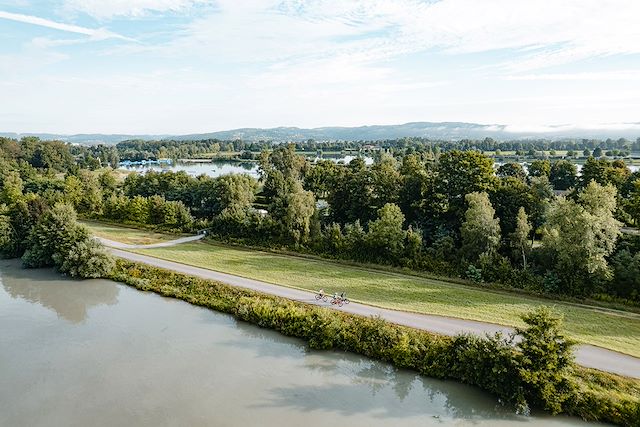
0 259 604 426
119 156 375 178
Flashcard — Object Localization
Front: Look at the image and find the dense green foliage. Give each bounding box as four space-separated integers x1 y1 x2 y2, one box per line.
110 260 640 426
2 136 640 302
20 204 114 278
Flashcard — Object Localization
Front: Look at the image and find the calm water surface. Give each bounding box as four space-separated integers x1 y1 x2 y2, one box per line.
0 259 605 427
119 157 375 178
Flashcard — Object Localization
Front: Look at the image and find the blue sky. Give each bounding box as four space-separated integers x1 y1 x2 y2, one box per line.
1 0 640 134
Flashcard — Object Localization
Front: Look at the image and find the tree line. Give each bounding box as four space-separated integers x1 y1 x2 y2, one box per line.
1 137 640 303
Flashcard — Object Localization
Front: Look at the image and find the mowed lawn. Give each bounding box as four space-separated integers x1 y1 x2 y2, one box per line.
130 241 640 357
83 221 183 245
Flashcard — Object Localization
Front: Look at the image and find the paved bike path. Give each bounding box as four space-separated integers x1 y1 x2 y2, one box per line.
106 247 640 379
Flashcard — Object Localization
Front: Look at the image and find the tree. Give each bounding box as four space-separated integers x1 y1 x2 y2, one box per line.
528 177 554 238
398 154 431 224
511 207 532 268
515 307 575 414
490 177 532 237
22 203 89 268
626 179 640 226
0 171 23 205
580 157 608 188
542 182 620 293
63 175 83 208
437 151 497 227
610 249 640 299
370 154 401 211
366 203 406 262
327 158 374 224
303 160 338 199
527 160 550 179
281 181 315 245
0 214 17 258
497 162 526 181
460 192 501 262
549 160 577 190
58 238 114 278
209 174 257 217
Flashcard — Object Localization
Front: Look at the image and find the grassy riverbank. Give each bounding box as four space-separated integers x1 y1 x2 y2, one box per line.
85 221 640 357
109 260 640 426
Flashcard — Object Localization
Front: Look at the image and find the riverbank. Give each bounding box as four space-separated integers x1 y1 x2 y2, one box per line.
109 260 640 426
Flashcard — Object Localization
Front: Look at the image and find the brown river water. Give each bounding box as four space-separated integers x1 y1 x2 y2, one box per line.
0 259 606 426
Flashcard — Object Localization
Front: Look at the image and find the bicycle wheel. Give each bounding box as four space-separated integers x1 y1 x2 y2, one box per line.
315 294 321 300
322 296 328 302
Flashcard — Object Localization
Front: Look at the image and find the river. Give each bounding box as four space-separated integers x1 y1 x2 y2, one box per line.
0 259 604 426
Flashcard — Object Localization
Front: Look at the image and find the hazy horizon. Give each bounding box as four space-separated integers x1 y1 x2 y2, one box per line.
1 1 640 134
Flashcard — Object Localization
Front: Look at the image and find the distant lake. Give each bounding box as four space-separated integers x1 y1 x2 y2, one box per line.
119 156 375 178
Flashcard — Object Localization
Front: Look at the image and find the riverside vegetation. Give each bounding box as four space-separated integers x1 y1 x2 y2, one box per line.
111 260 640 426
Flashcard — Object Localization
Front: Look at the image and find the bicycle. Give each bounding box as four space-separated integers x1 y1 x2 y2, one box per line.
315 291 328 302
330 296 344 307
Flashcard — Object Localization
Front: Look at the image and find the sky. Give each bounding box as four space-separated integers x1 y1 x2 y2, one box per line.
1 0 640 134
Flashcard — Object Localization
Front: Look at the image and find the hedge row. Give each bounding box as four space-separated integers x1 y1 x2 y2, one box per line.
109 260 640 426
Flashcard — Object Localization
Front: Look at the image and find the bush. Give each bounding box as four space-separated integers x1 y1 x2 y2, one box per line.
57 238 115 278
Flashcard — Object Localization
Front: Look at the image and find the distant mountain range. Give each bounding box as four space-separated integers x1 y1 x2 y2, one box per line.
3 122 640 145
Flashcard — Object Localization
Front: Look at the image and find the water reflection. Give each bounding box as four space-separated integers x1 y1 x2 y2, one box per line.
0 259 119 323
227 318 529 422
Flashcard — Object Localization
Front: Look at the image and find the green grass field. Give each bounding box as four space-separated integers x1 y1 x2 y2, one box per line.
129 241 640 357
83 221 182 245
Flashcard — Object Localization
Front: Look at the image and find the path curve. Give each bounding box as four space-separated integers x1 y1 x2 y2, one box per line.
97 234 204 249
106 247 640 379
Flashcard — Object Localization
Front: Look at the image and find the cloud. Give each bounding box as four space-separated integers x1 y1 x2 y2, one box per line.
63 0 215 20
119 0 640 73
506 70 640 81
0 10 131 40
504 123 640 134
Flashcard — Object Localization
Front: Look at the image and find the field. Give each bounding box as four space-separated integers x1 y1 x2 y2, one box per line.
86 222 640 357
83 221 183 245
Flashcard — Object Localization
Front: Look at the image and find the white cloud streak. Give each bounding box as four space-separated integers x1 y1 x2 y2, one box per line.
0 10 131 40
63 0 214 20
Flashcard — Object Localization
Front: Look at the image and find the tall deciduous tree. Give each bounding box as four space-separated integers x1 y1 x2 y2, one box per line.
437 151 497 228
542 181 620 293
367 203 406 261
511 207 532 268
460 192 501 262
